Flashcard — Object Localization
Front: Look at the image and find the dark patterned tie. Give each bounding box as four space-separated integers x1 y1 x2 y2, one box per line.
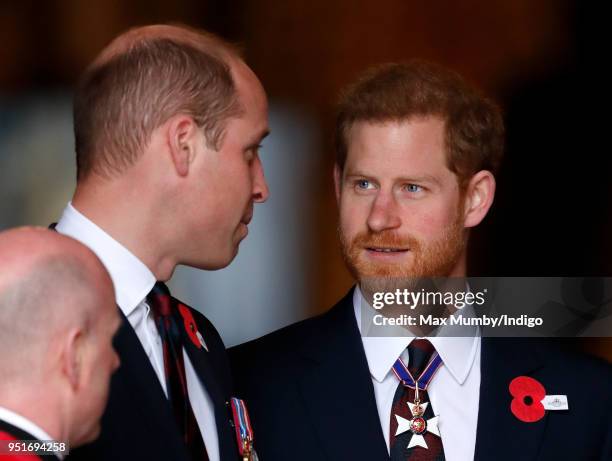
390 339 446 460
147 282 209 461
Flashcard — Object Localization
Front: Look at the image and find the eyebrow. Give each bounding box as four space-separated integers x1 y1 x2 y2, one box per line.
345 171 442 187
245 129 270 151
399 174 442 186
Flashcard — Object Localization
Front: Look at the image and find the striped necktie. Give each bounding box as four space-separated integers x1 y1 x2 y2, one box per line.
147 282 209 461
390 339 446 460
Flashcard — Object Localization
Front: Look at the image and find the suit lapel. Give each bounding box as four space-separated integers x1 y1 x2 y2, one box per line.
112 311 190 458
474 338 548 460
295 290 390 460
178 309 238 461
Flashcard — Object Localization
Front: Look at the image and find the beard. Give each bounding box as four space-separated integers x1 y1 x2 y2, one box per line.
339 210 466 296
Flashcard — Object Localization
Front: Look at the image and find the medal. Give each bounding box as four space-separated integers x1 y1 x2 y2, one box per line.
394 387 441 448
392 351 443 450
230 397 258 461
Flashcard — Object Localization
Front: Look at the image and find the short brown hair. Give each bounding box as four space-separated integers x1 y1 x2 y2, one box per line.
335 61 504 185
74 31 242 180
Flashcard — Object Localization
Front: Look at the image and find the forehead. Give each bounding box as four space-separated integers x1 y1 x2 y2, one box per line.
344 118 450 177
232 60 268 120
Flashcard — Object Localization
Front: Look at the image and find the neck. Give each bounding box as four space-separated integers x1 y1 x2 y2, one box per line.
72 180 176 281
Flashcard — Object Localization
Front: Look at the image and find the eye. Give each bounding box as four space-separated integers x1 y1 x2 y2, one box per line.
404 184 423 193
245 145 262 162
355 179 375 190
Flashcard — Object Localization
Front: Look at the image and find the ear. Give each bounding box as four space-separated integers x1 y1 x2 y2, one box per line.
166 115 200 177
62 329 84 392
333 164 343 205
463 170 496 228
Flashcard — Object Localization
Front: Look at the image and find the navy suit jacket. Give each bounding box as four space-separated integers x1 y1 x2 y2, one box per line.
230 289 612 460
69 306 241 461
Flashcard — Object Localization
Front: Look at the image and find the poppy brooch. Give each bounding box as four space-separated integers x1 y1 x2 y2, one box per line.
509 376 568 422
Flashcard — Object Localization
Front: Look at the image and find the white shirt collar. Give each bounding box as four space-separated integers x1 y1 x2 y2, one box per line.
55 202 156 316
0 407 62 458
353 285 479 386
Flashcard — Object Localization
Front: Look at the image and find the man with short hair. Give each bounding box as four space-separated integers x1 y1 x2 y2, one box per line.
55 24 269 461
231 61 612 460
0 227 120 460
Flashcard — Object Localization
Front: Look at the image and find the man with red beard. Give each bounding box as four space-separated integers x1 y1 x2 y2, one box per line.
230 62 612 460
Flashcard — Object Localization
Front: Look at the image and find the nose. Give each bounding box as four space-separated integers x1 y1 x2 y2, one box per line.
252 154 270 203
366 191 402 233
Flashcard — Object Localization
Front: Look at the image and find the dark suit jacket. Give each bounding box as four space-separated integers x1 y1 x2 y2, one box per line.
69 306 241 461
230 289 612 461
0 418 56 460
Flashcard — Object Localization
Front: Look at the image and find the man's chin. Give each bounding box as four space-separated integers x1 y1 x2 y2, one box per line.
358 274 423 298
76 423 101 447
349 257 416 280
190 250 236 271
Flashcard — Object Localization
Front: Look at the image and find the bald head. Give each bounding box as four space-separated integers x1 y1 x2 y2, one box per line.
0 227 115 383
0 227 109 284
74 23 246 180
0 228 120 445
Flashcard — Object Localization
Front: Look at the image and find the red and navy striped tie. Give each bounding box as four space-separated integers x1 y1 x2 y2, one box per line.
390 339 446 460
147 282 209 461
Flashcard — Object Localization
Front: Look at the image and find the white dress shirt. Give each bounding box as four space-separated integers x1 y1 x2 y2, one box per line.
0 406 64 459
353 286 481 461
56 203 220 461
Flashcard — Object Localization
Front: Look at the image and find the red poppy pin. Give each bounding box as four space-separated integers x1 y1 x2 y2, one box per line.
178 303 207 350
509 376 546 422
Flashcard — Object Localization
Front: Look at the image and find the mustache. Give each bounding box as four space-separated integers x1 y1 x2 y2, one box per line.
349 231 421 250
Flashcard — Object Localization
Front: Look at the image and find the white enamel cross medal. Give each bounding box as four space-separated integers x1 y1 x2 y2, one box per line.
395 399 441 449
391 353 444 450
